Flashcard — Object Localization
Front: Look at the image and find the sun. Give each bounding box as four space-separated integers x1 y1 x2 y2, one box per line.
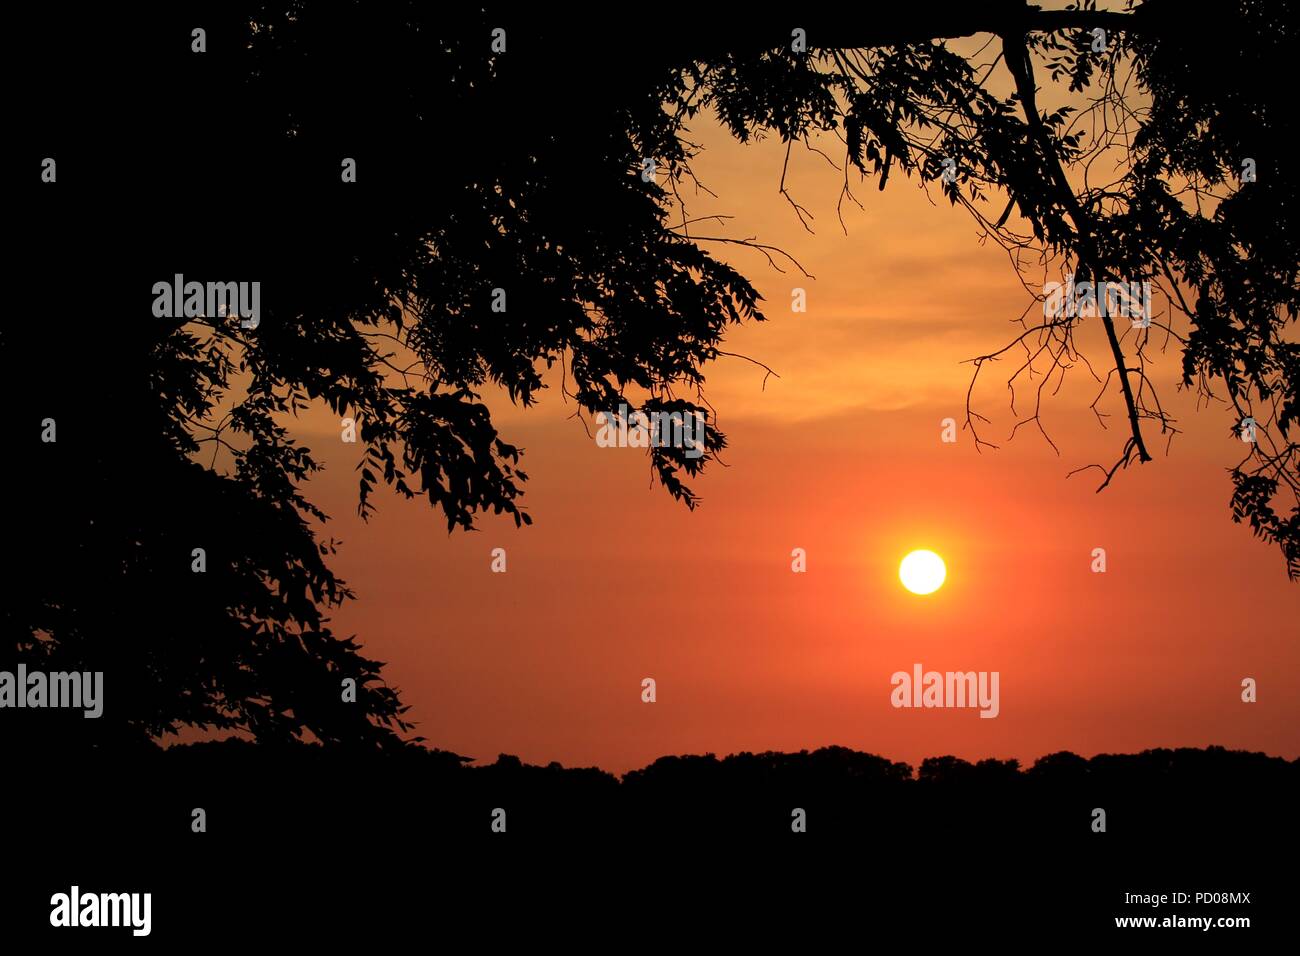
899 550 946 595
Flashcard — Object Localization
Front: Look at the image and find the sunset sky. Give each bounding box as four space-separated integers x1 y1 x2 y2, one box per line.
255 67 1297 774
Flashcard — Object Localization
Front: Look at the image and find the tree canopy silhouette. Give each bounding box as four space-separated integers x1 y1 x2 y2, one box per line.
8 0 1296 753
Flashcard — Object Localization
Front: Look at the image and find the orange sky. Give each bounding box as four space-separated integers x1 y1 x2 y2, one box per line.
272 81 1296 774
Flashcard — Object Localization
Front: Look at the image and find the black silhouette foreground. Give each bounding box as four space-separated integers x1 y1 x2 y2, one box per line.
44 740 1293 841
6 743 1294 940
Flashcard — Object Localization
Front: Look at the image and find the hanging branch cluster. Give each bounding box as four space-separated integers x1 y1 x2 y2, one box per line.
675 0 1296 576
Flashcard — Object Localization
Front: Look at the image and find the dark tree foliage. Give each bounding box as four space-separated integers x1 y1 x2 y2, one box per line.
6 1 1295 753
26 740 1286 843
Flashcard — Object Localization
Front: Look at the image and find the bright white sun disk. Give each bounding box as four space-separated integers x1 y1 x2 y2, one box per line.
900 550 946 595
